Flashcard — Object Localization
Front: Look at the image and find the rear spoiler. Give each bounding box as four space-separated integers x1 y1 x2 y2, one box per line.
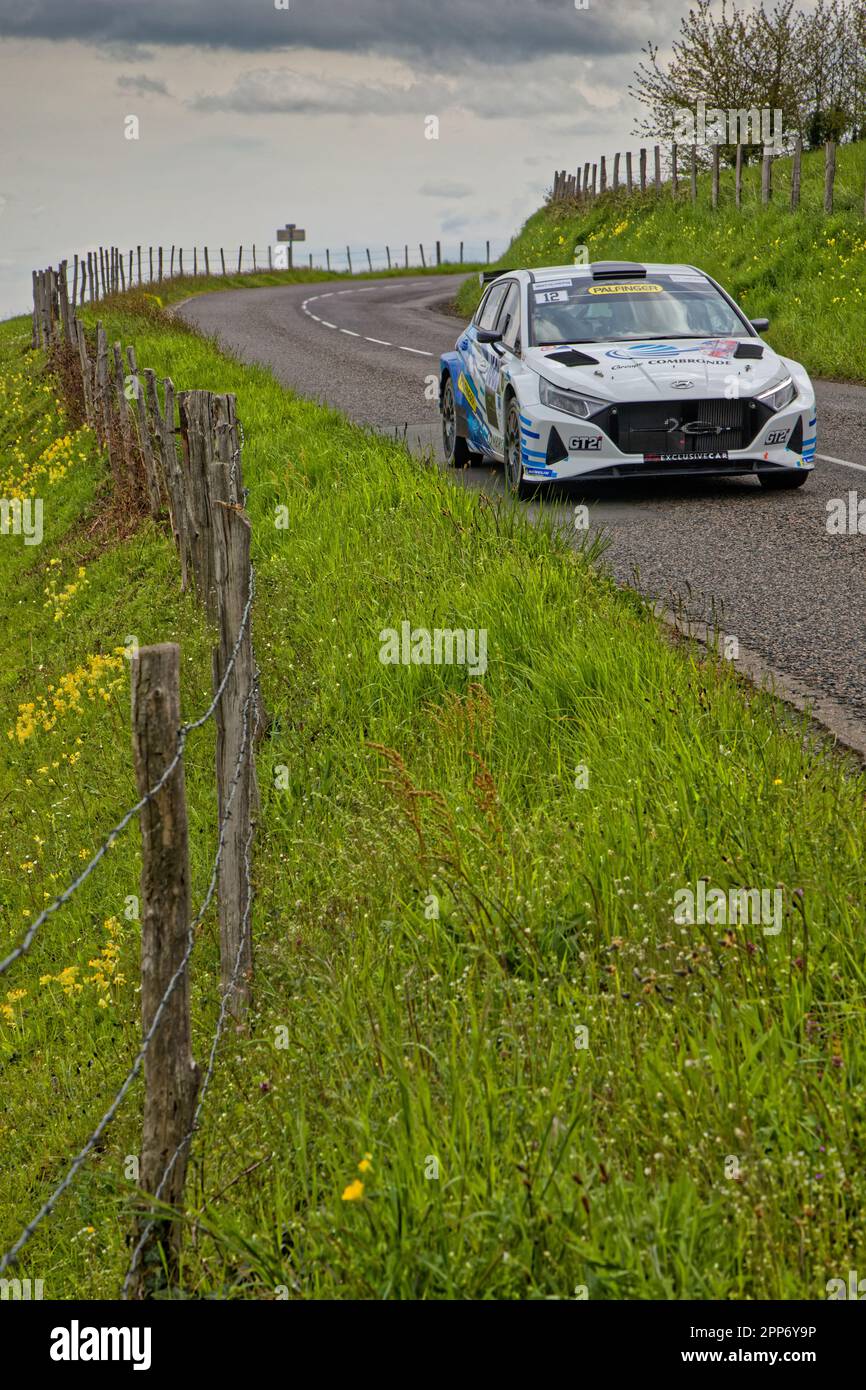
478 268 515 285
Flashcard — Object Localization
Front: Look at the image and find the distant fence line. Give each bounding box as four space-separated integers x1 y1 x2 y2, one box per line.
552 138 854 215
4 263 263 1298
53 239 498 305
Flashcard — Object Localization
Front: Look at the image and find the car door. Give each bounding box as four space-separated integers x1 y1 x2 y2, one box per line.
462 282 509 451
486 281 521 455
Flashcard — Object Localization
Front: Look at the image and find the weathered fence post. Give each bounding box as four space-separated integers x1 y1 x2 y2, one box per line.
639 148 647 192
600 155 607 193
824 140 836 213
348 246 354 273
210 402 256 1019
613 152 621 192
762 148 773 205
419 244 426 268
220 248 226 276
129 643 201 1300
591 163 597 197
626 151 633 194
791 136 802 210
653 145 661 192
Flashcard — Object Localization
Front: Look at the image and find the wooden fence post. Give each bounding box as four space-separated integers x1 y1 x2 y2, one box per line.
177 390 219 617
129 643 200 1299
127 345 162 519
612 152 620 192
824 140 836 213
762 148 773 205
653 145 661 191
600 155 607 193
639 148 647 192
158 247 164 283
237 246 242 274
220 248 226 276
591 163 597 197
149 247 154 282
626 151 633 194
367 248 374 271
137 246 142 286
419 244 426 268
791 136 802 210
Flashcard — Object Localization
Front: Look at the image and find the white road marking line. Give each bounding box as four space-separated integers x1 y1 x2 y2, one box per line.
398 345 434 357
816 452 866 473
366 337 392 346
340 329 361 336
321 321 337 329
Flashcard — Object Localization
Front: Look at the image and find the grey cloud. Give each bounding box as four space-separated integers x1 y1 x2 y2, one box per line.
0 0 679 63
117 74 171 97
419 181 473 199
190 54 632 126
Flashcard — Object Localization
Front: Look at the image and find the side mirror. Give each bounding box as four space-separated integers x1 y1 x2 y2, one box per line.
476 329 503 345
750 317 770 332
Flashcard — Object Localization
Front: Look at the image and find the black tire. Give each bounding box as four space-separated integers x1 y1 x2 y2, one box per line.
442 376 475 468
504 396 534 499
758 469 811 490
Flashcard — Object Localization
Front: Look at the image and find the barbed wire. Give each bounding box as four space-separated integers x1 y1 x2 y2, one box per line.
122 686 256 1296
0 669 258 1277
0 565 255 979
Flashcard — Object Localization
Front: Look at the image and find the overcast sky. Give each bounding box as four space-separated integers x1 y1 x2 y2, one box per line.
0 0 714 317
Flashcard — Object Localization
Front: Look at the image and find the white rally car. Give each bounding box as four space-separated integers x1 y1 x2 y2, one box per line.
440 261 816 497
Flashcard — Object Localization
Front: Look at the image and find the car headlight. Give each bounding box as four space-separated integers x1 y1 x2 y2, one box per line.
539 377 606 419
757 375 797 413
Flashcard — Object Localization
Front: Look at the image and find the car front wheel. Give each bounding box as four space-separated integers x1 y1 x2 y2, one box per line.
504 398 533 499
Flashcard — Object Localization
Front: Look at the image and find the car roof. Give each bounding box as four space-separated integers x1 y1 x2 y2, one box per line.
515 262 707 281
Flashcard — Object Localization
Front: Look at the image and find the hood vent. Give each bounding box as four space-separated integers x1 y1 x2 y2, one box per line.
734 342 764 359
544 348 599 367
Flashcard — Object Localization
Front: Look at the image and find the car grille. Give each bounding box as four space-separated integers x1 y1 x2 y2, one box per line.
596 398 771 455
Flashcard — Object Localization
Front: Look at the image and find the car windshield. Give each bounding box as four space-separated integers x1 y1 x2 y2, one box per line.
529 273 748 346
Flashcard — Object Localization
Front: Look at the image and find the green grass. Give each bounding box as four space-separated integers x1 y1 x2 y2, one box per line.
1 287 865 1300
457 138 866 382
78 258 486 317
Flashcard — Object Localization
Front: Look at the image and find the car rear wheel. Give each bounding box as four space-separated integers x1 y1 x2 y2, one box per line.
442 376 475 468
504 397 533 499
758 469 811 490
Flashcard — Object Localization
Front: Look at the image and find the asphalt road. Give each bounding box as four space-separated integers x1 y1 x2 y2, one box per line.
179 274 866 740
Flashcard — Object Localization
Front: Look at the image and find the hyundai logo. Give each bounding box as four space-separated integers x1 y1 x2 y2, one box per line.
671 380 694 389
682 421 729 436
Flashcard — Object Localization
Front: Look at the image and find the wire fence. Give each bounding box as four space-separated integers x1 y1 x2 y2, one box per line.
1 259 263 1297
59 238 509 305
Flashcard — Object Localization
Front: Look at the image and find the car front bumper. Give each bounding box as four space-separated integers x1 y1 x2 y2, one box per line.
516 399 816 483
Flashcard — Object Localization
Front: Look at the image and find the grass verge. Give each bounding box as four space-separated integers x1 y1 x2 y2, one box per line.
1 295 864 1299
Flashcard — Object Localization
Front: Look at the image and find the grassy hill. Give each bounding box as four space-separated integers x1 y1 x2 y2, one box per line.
457 139 866 383
1 267 865 1299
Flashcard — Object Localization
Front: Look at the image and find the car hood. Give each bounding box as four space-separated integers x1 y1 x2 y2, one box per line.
526 337 788 401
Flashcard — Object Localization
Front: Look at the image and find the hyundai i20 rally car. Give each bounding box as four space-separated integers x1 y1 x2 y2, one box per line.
440 260 816 498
